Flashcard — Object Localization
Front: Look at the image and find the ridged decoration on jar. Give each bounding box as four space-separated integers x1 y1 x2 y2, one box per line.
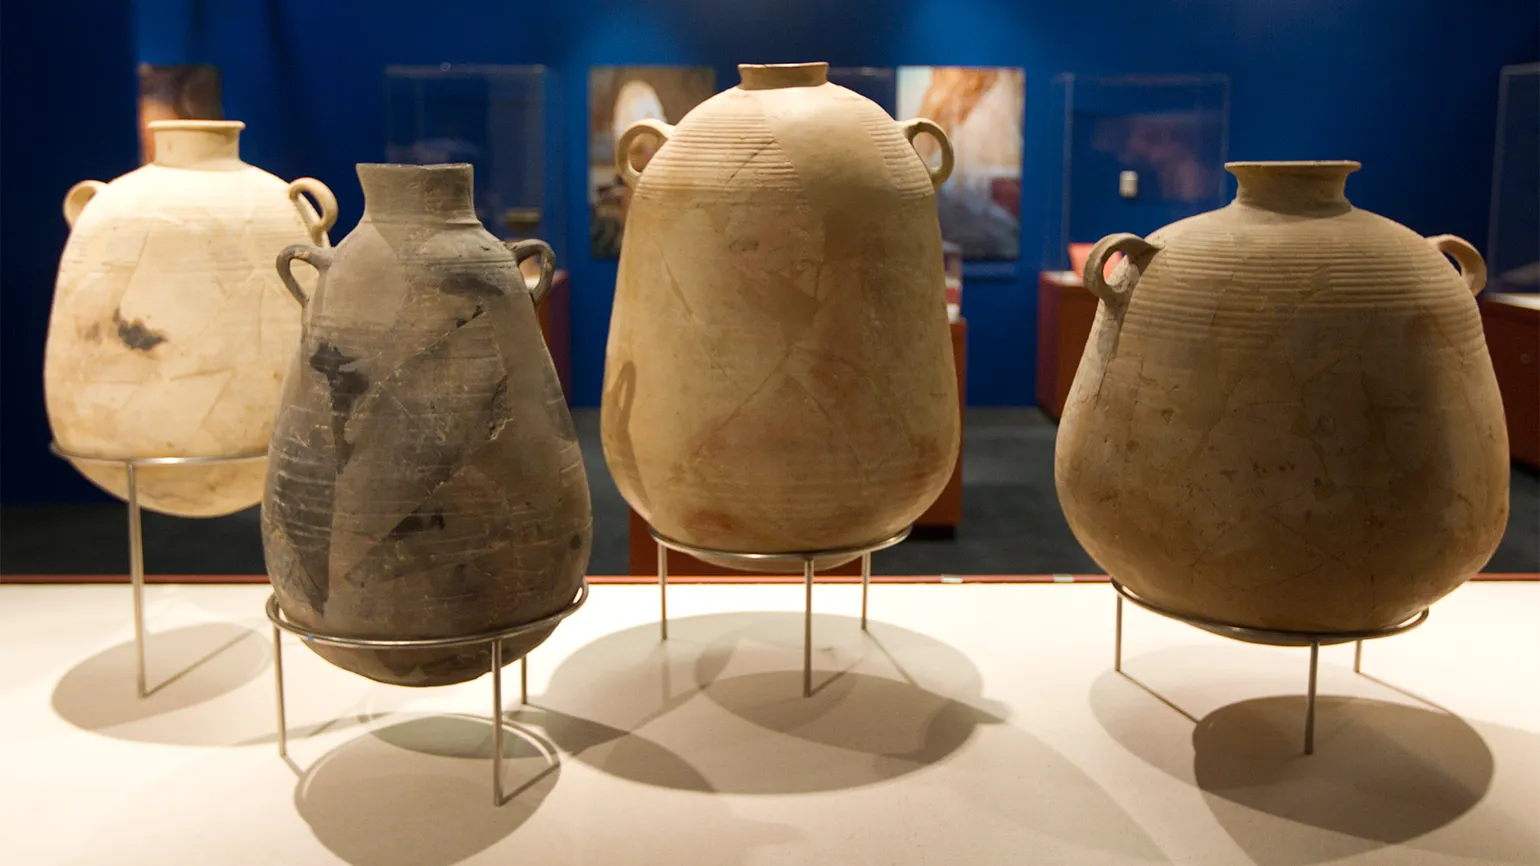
45 120 337 517
602 62 961 567
1056 161 1509 632
263 163 591 687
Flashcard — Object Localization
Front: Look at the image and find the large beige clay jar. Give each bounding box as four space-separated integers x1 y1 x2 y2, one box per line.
1056 161 1509 632
602 62 960 566
45 120 337 517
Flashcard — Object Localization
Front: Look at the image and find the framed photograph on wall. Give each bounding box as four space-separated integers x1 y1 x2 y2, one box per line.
589 66 716 259
137 64 222 165
897 66 1024 260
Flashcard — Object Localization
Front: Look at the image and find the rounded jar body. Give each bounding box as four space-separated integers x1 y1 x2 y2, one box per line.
1056 161 1508 632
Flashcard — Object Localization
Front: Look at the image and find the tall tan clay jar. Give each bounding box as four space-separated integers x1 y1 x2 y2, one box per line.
45 120 337 517
602 62 961 566
1056 161 1509 632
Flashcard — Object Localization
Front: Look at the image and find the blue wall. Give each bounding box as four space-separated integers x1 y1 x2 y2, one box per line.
2 0 141 506
3 0 1536 503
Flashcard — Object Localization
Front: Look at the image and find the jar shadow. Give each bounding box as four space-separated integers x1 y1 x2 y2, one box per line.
292 714 555 866
51 621 270 745
533 611 1007 794
1090 645 1540 864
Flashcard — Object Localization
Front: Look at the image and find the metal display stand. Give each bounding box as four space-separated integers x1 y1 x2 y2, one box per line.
650 526 911 697
1111 577 1429 755
266 580 588 806
49 442 268 698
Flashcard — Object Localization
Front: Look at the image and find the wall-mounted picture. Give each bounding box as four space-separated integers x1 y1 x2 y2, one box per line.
137 64 222 164
589 65 716 259
897 66 1024 260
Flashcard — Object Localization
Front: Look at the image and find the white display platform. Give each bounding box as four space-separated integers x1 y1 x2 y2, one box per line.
1 581 1537 865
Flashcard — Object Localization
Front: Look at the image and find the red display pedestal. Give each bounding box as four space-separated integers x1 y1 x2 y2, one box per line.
1036 271 1097 420
1480 293 1539 467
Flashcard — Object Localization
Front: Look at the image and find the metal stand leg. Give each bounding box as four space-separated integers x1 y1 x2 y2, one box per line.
1114 595 1124 673
492 639 504 806
803 557 815 698
126 463 148 698
1353 639 1363 674
657 541 668 640
520 655 528 705
1304 641 1320 755
273 625 287 758
860 552 871 631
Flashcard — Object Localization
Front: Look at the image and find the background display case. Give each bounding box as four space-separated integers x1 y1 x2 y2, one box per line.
384 65 571 396
829 66 896 114
385 65 562 247
1043 73 1230 272
1038 73 1230 418
1488 63 1539 295
1481 63 1539 466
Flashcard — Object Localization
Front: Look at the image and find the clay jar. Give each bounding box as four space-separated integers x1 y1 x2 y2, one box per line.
45 120 337 516
602 62 961 567
1056 161 1508 632
263 163 590 687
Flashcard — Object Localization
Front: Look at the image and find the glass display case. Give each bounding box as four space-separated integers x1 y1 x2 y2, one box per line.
384 64 571 398
829 66 896 114
1043 73 1230 273
1488 63 1539 294
384 65 563 257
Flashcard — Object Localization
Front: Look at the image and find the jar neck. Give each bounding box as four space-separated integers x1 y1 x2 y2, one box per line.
357 163 479 223
1228 161 1359 215
150 120 244 168
738 62 829 90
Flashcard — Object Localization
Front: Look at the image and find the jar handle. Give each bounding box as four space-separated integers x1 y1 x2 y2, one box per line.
63 180 106 227
898 118 955 188
1426 234 1486 296
614 119 674 188
506 239 556 308
1082 232 1160 310
288 178 339 246
276 244 332 308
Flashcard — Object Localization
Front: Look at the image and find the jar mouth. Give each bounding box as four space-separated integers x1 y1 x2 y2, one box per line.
1226 160 1361 174
356 162 473 176
147 119 245 133
739 62 829 90
356 163 478 220
1227 161 1358 214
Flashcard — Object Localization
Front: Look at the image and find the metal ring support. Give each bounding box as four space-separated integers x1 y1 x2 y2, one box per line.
1110 578 1430 647
649 526 912 697
264 579 589 648
1110 577 1429 755
48 442 267 698
267 579 588 806
49 442 269 468
648 526 911 568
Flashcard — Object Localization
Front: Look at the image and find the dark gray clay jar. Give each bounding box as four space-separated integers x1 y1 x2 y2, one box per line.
264 163 590 687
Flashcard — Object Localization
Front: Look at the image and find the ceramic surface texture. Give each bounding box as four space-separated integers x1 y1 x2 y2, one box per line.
1056 161 1509 632
45 120 337 516
602 62 961 569
262 163 590 687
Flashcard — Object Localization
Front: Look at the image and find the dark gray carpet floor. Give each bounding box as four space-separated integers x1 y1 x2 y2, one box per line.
3 408 1536 576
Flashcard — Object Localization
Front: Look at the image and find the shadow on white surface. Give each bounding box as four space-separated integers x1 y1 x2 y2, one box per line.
533 611 1006 793
1195 695 1540 865
51 622 269 744
1090 646 1540 864
293 714 557 866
